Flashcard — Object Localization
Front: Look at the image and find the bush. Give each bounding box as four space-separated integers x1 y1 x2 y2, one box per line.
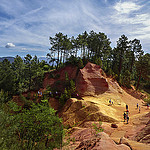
0 100 64 150
20 94 33 109
144 96 150 105
65 55 79 66
92 121 104 134
0 89 9 104
43 64 50 71
49 73 60 79
49 73 55 79
77 58 84 69
106 68 113 77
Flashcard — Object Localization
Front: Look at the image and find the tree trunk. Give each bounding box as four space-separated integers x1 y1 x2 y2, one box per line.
119 55 123 76
57 48 60 69
136 70 142 90
130 52 134 72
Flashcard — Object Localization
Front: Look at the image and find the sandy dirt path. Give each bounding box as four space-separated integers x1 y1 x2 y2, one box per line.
82 91 150 138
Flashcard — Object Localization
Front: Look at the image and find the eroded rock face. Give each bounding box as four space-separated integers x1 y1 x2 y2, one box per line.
74 132 130 150
48 98 60 111
120 137 150 150
134 112 150 144
43 65 77 88
76 62 108 96
59 98 118 127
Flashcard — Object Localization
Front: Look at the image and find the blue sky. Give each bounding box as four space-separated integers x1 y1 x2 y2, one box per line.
0 0 150 57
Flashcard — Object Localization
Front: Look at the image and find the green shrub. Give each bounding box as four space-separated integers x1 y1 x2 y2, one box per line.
0 89 9 104
78 58 84 69
55 74 60 79
0 100 64 150
92 121 104 134
26 92 31 100
65 55 79 66
144 97 150 104
19 94 33 109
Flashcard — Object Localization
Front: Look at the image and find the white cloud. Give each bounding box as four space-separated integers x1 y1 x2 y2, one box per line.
114 1 142 14
5 43 15 48
105 1 150 53
0 0 150 55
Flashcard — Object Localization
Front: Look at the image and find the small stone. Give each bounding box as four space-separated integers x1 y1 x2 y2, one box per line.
111 123 118 128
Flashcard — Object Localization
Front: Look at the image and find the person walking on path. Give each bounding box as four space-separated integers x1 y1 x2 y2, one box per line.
109 99 111 105
127 116 129 124
123 112 126 122
137 103 139 109
126 104 128 110
147 103 149 109
38 91 40 95
126 109 130 117
139 106 141 113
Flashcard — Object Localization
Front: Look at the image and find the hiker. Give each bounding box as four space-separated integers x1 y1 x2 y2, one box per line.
112 101 113 105
40 91 42 95
139 106 141 113
147 103 149 109
38 91 40 95
123 112 126 122
109 99 111 105
127 116 129 124
126 104 128 110
49 91 52 97
126 109 130 116
137 103 139 109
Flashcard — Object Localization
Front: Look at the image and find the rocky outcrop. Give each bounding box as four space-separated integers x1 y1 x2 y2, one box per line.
59 98 118 127
43 62 124 96
73 131 130 150
76 62 108 96
120 137 150 150
111 123 118 128
134 112 150 144
76 62 124 96
122 86 147 100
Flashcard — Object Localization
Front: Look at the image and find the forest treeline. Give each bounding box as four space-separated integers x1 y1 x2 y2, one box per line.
0 54 50 99
47 31 150 90
0 30 150 99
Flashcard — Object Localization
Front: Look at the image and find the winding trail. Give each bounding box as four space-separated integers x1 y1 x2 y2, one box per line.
81 90 150 149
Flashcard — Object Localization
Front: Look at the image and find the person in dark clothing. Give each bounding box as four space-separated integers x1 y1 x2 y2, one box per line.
126 109 129 116
139 106 141 113
123 112 126 122
127 116 129 124
126 104 128 110
137 103 139 109
109 99 111 104
147 103 149 109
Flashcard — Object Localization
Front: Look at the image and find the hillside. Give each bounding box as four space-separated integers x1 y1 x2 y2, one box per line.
0 57 14 63
45 62 150 150
12 62 150 150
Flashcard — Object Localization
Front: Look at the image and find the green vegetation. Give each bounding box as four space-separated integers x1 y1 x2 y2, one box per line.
92 121 104 134
0 54 51 97
0 100 63 150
